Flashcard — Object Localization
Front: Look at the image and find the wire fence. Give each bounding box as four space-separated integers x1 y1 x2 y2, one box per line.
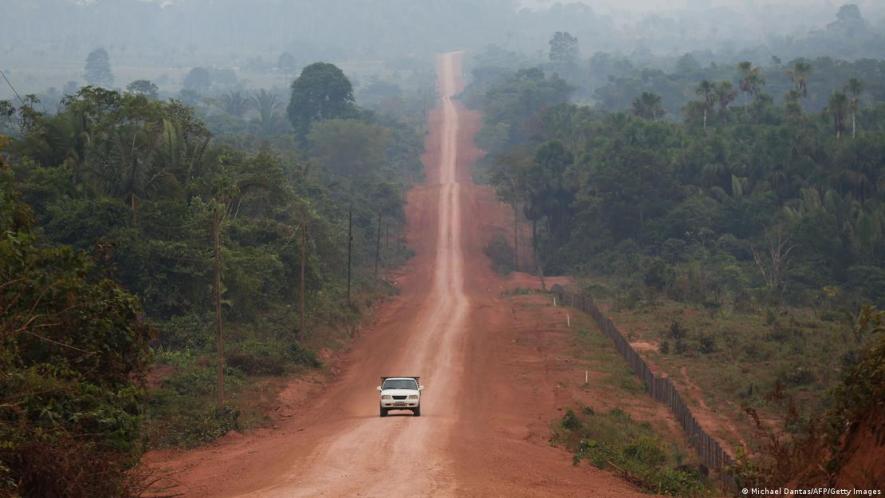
552 287 737 488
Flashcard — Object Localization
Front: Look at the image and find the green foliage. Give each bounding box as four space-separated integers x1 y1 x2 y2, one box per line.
471 59 885 308
829 306 885 438
549 32 578 65
226 339 320 376
145 355 243 448
308 119 390 182
553 407 712 497
288 62 357 141
3 64 424 471
1 160 150 496
484 234 515 275
465 67 572 154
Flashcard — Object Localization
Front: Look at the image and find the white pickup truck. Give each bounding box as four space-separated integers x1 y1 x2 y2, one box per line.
377 377 423 417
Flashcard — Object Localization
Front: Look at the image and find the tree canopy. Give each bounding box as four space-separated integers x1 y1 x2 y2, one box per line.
287 62 357 141
84 48 113 88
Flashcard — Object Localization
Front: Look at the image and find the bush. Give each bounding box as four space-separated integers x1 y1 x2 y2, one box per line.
644 258 674 291
226 339 321 376
553 407 712 497
156 313 209 350
561 409 582 431
484 234 515 275
776 365 816 387
0 197 151 497
698 333 717 354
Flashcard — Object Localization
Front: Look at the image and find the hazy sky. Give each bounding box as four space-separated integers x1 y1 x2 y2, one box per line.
521 0 877 13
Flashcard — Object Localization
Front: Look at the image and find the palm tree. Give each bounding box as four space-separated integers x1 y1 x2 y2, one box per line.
784 90 804 120
737 61 764 106
251 89 281 135
631 92 665 120
827 91 850 140
716 81 737 114
786 61 812 98
845 78 864 138
695 80 715 129
217 91 252 118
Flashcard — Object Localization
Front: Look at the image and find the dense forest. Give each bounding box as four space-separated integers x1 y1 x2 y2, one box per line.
0 62 424 495
465 29 885 487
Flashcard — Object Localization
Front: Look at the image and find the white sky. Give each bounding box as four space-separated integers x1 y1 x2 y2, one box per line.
519 0 862 13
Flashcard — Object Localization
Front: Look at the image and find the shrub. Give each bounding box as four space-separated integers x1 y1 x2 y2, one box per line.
644 258 674 291
483 234 515 274
698 334 717 354
553 407 712 496
0 198 151 497
561 409 582 431
668 321 688 340
777 365 816 387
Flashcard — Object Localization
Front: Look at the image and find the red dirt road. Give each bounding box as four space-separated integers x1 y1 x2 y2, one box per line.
144 52 647 497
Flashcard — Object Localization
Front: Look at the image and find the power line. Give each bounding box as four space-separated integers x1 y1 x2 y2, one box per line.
0 68 25 106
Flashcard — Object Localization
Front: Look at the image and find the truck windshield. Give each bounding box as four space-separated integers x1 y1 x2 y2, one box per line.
382 379 418 390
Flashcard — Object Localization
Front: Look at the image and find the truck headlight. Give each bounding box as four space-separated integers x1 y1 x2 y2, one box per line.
408 395 418 400
381 395 392 400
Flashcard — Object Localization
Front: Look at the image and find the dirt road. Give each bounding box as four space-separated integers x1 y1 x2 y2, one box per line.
145 52 647 497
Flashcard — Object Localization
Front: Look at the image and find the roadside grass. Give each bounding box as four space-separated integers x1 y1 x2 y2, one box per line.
575 275 854 448
143 283 398 449
144 338 318 449
504 291 713 494
552 407 713 497
573 325 647 395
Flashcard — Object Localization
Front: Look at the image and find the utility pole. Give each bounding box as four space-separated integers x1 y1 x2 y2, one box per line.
300 218 307 337
513 201 519 271
374 212 382 278
212 204 225 410
346 206 353 306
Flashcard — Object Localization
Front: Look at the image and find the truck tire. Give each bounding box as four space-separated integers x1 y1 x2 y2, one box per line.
413 406 421 417
380 406 388 417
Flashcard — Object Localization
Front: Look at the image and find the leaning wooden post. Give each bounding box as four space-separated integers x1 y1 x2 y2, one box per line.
374 212 382 278
346 205 353 306
212 204 225 409
300 218 307 337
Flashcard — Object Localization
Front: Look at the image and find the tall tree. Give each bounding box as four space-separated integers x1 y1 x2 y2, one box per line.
716 81 737 114
549 32 579 65
827 91 850 140
251 89 282 135
695 80 716 130
277 52 298 74
737 61 764 106
787 61 813 99
845 78 864 138
217 91 252 118
126 79 159 99
183 67 211 94
632 92 665 120
83 48 114 88
287 63 356 141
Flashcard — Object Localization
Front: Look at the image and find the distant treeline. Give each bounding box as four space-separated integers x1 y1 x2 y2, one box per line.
465 53 885 308
3 1 884 74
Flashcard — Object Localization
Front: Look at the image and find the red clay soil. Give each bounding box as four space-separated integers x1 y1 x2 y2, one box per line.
834 411 885 489
141 52 650 497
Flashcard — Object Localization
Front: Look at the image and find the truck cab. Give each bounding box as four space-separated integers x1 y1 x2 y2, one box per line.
377 377 423 417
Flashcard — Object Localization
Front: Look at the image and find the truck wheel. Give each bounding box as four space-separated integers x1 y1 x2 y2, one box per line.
413 406 421 417
380 406 388 417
